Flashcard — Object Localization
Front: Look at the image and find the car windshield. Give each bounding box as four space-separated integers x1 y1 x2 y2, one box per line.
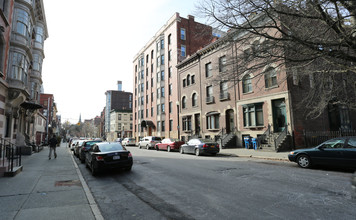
152 137 162 141
86 141 101 147
170 138 180 142
98 144 124 152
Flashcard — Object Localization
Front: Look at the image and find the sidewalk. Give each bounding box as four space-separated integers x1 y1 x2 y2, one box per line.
220 147 290 161
0 142 103 220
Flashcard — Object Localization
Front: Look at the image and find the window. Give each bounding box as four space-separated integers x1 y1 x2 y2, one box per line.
16 9 31 37
161 87 165 97
161 55 164 65
169 102 172 113
118 114 122 120
151 107 154 116
35 26 44 44
206 85 214 103
205 62 212 77
151 78 153 87
11 52 29 83
168 50 172 61
207 113 219 130
183 79 186 87
182 97 187 109
146 109 148 117
168 67 172 78
169 84 172 95
157 121 161 132
32 54 41 71
242 74 252 93
157 88 160 98
157 104 160 115
243 104 264 127
220 81 229 100
264 68 277 88
219 56 226 72
151 92 154 102
191 75 195 84
146 54 149 63
141 83 144 92
146 81 148 90
183 116 191 131
192 93 197 107
161 70 165 81
157 57 160 67
181 28 186 40
151 63 153 73
181 45 186 57
168 34 171 45
161 104 165 113
169 120 173 131
146 94 148 103
187 75 190 86
162 120 165 132
151 50 154 59
160 39 164 49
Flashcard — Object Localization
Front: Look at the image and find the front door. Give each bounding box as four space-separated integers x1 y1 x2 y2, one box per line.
225 109 234 134
272 99 287 132
194 114 200 136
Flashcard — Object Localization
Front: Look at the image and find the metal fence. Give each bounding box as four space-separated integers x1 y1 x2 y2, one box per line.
1 138 22 173
303 129 356 147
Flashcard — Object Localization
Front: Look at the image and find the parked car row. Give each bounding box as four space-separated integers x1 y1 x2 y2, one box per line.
137 136 220 156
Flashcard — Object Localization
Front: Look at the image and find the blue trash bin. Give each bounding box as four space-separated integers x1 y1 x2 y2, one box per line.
244 137 250 149
252 138 258 150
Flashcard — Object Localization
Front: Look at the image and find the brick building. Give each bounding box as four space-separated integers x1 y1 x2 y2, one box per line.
132 13 216 141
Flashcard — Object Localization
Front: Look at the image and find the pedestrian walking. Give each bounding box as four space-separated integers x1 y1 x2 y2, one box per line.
48 134 58 160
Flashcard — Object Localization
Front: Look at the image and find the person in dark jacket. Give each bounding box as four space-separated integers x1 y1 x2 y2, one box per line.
48 134 58 160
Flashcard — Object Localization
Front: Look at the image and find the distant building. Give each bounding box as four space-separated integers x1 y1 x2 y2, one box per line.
105 81 133 139
108 109 133 142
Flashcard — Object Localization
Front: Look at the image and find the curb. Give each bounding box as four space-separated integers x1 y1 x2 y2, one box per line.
69 149 104 220
352 172 356 199
219 153 289 162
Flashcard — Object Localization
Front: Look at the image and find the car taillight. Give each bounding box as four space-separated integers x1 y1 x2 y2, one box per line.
96 156 104 161
216 144 219 148
128 153 132 158
203 144 208 148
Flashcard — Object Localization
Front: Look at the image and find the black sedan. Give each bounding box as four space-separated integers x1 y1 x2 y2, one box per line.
180 138 219 156
288 137 356 169
85 142 133 175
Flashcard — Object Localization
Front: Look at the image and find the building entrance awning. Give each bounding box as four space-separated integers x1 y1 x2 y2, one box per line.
141 120 155 128
20 101 43 110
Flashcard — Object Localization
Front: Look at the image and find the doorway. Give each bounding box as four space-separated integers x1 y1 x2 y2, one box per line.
272 99 287 132
225 109 234 133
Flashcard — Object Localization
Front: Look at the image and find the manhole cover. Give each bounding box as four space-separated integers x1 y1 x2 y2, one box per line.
55 180 81 187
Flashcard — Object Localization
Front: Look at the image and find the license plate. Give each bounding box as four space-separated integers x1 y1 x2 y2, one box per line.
113 155 120 160
211 145 215 148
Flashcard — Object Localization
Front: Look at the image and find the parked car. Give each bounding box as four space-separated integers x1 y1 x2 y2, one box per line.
138 136 162 149
70 139 80 151
85 142 133 175
74 140 86 157
288 137 356 169
122 138 136 146
78 140 103 163
155 138 185 152
180 138 220 156
115 138 122 143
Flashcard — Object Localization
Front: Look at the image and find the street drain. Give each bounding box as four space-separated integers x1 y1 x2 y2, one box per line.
55 180 81 187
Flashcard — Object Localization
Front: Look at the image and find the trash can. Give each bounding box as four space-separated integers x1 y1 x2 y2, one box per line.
252 138 258 150
244 137 251 149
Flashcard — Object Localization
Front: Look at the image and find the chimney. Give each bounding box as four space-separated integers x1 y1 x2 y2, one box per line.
117 81 122 91
188 15 195 21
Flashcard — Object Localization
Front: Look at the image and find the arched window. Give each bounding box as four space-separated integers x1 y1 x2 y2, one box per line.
264 67 277 88
192 93 197 107
242 74 252 93
187 74 190 86
182 96 187 109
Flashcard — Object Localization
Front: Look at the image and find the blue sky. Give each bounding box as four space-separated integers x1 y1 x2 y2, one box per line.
42 0 206 123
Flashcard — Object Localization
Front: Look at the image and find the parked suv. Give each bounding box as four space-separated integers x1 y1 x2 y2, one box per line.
138 136 162 149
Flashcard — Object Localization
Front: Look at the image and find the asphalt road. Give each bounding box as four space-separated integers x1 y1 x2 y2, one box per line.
74 147 356 220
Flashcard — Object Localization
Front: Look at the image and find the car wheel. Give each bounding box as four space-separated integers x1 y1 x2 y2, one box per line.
146 145 149 150
167 146 171 152
180 147 184 154
91 162 98 176
138 145 141 149
297 154 311 168
85 159 89 168
156 146 159 151
195 148 200 156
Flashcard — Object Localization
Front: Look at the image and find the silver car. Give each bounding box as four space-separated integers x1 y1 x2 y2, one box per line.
138 136 162 149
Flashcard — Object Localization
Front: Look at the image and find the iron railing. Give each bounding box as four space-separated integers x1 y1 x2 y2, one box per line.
1 138 22 173
274 125 288 151
303 129 356 148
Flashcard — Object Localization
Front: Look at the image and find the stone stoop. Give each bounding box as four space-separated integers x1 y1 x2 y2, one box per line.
4 165 23 177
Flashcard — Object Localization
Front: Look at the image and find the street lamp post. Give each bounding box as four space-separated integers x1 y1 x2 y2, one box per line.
176 101 180 140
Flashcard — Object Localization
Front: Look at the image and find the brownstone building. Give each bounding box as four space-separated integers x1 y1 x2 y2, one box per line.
132 13 216 141
177 27 356 150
